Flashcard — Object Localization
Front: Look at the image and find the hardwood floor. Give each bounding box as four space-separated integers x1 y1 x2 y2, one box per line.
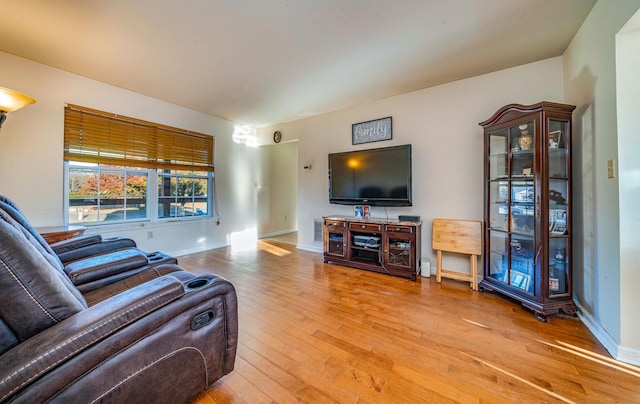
185 239 640 403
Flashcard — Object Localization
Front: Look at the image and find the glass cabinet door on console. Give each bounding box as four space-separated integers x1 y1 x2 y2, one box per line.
481 102 576 322
323 219 346 259
383 224 416 272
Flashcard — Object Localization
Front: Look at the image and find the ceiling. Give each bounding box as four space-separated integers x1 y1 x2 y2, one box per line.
0 0 596 127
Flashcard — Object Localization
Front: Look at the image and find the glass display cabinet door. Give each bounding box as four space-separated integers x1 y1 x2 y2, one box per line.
488 128 508 284
548 119 570 297
487 121 536 295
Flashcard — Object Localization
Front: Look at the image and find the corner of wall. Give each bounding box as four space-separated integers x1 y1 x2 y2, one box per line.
576 299 620 358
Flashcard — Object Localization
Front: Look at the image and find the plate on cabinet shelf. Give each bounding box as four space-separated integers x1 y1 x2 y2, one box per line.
549 209 567 235
507 270 532 292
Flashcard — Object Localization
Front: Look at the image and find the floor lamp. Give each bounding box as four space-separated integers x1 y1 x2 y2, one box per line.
0 86 36 130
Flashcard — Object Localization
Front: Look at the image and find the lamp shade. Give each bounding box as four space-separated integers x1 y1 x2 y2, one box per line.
0 86 35 112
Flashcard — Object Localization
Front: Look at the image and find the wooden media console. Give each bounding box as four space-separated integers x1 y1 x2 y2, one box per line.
323 216 422 281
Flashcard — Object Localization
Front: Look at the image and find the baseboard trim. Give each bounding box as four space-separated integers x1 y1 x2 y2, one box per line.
576 299 619 357
617 345 640 367
575 299 640 366
171 242 228 257
297 243 323 253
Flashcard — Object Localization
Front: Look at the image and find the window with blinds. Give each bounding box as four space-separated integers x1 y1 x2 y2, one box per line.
64 104 215 225
64 104 214 172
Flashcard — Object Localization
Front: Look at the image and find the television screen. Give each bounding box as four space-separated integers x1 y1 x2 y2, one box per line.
328 144 412 206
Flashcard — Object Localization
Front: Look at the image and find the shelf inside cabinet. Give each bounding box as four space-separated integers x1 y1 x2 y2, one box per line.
389 242 411 250
351 245 380 252
511 150 534 157
351 251 380 265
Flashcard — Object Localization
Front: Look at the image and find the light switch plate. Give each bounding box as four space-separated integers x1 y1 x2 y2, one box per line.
607 159 615 178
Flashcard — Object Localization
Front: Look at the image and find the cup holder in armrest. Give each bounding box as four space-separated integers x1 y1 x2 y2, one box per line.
147 252 164 261
185 277 213 291
145 251 177 265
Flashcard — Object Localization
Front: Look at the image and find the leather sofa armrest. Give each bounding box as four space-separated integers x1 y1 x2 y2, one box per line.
56 237 138 265
0 276 185 402
76 254 180 295
64 249 150 286
50 233 103 254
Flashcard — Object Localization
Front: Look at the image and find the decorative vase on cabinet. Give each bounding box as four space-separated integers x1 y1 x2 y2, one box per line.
479 102 577 322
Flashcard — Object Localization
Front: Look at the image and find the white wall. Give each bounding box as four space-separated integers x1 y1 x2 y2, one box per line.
616 9 640 364
260 57 565 262
563 0 640 364
0 51 260 256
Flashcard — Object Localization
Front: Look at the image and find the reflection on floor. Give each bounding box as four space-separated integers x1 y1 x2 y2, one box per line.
263 231 298 245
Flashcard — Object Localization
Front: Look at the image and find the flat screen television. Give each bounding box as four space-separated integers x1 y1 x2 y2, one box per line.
328 144 412 206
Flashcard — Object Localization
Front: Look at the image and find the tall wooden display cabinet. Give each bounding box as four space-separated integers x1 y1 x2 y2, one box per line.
480 102 577 321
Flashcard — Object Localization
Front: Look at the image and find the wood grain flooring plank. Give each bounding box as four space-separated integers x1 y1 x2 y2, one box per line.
202 380 244 404
233 351 300 404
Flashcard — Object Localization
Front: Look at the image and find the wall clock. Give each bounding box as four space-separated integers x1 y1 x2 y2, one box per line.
273 130 282 143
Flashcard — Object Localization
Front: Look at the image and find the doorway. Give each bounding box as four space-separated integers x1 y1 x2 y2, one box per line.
257 141 299 243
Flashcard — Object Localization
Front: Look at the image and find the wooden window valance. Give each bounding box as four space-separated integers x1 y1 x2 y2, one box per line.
64 104 214 172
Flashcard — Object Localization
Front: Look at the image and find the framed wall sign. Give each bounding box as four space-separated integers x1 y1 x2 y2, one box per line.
352 116 392 145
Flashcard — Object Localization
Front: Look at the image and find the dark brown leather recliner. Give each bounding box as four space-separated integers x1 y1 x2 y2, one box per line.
0 197 179 293
0 207 238 402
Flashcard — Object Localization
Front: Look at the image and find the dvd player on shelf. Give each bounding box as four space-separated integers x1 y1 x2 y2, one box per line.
353 235 381 248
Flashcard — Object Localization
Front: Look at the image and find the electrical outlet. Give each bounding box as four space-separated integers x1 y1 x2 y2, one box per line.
147 231 154 239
